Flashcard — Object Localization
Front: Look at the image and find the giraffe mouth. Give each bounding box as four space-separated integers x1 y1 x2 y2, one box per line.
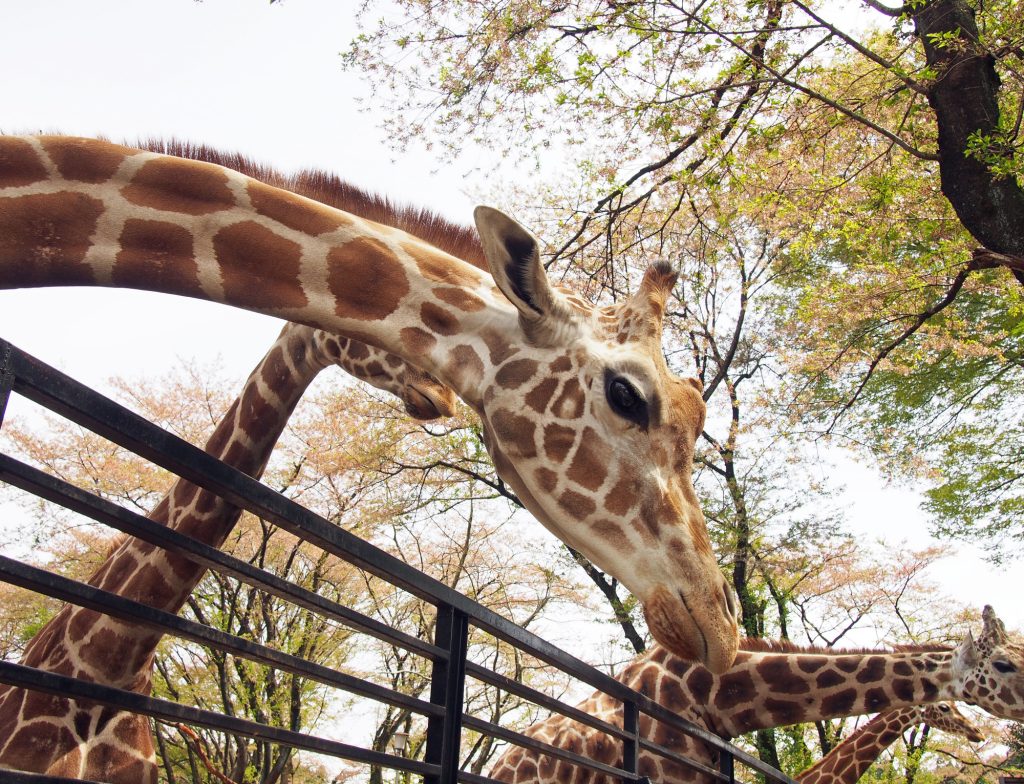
403 382 457 420
644 585 736 673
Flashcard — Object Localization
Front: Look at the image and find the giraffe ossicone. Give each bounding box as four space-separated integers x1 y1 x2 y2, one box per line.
0 135 739 671
488 605 1023 783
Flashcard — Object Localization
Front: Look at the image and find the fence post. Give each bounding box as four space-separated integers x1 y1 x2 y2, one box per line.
622 700 641 782
719 747 735 784
0 341 13 429
424 604 469 784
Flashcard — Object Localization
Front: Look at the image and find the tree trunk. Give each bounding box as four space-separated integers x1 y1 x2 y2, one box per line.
913 0 1024 284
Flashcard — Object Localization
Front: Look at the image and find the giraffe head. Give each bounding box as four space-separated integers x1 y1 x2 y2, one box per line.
920 703 984 743
473 207 739 672
952 605 1024 720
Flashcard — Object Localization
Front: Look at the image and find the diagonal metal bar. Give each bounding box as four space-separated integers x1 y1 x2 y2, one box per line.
0 553 442 719
0 453 444 664
0 661 439 778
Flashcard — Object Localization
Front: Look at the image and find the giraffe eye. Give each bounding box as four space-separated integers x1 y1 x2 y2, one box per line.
606 375 648 427
994 660 1016 674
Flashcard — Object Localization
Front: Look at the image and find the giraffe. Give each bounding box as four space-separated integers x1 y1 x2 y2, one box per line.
796 702 983 784
0 134 740 671
487 606 1024 783
0 320 460 781
0 173 517 780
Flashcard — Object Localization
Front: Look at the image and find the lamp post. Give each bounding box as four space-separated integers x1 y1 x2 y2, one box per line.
389 730 410 784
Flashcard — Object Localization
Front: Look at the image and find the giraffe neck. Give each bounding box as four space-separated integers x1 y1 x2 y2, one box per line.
0 322 331 781
796 708 923 784
646 645 956 739
0 135 507 411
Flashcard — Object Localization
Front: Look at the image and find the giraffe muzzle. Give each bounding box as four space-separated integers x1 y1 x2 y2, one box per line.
644 583 739 674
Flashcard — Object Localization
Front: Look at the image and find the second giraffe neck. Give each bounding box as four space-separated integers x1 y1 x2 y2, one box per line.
643 645 956 739
797 708 920 784
17 324 331 688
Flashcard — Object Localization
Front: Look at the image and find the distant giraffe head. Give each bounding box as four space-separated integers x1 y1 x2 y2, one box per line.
919 702 984 742
952 605 1024 717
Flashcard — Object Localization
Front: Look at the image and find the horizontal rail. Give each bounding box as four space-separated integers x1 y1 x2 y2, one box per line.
0 662 438 778
464 660 633 742
0 773 102 784
0 553 442 719
461 714 640 781
0 452 444 663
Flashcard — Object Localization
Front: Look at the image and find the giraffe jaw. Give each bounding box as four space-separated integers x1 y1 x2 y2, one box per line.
645 584 739 675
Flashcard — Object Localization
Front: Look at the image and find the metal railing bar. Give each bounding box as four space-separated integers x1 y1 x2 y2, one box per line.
637 736 731 781
0 661 439 778
456 771 503 784
463 661 632 743
0 340 13 428
0 773 101 784
460 714 639 781
425 606 470 784
0 452 444 663
0 338 739 743
0 553 442 719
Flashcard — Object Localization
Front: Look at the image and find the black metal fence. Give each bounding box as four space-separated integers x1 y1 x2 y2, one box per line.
0 338 796 784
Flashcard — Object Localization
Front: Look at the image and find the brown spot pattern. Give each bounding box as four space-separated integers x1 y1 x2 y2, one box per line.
854 657 886 685
407 241 482 286
553 378 584 418
496 358 538 389
0 192 103 285
756 658 810 694
401 326 436 356
543 424 576 463
566 427 608 491
446 344 484 389
248 179 349 235
534 467 558 493
123 156 234 215
433 285 485 311
420 302 460 335
820 688 858 715
482 328 518 365
558 489 596 519
114 219 203 296
0 137 48 187
816 668 846 689
524 377 558 413
489 409 537 458
215 221 308 311
41 137 127 183
795 656 827 674
714 669 756 711
328 236 409 320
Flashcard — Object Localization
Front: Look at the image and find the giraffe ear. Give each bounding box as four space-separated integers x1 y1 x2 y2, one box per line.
955 629 980 671
982 605 1009 644
474 206 565 337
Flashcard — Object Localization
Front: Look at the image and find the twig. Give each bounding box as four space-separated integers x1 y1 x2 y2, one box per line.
175 724 241 784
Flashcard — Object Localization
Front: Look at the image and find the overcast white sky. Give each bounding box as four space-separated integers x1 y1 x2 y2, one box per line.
0 0 1018 641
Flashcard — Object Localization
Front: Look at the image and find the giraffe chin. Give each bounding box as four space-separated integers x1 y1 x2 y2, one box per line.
644 586 737 675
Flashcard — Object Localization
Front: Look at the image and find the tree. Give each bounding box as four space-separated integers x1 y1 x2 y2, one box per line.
343 0 1024 557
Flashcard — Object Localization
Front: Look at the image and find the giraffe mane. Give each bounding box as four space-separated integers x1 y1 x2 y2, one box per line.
132 138 488 269
738 637 951 654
